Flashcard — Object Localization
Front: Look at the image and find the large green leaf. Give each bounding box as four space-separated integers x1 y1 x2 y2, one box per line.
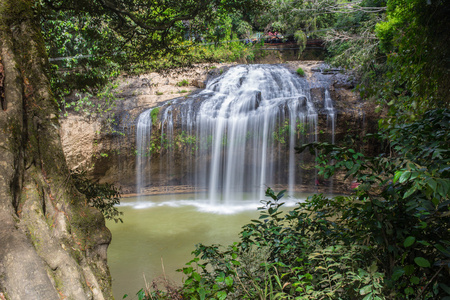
360 284 373 295
439 283 450 295
217 291 227 300
414 257 431 268
225 276 233 287
404 236 416 247
393 171 402 183
399 171 411 183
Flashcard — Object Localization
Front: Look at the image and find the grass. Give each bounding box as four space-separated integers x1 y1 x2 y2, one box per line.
176 79 189 87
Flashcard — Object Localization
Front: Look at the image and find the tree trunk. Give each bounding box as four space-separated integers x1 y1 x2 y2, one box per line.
0 1 113 299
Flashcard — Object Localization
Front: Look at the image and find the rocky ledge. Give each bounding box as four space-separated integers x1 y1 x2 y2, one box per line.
59 61 381 195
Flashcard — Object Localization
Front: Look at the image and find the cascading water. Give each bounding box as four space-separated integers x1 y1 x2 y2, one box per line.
136 109 152 199
324 89 335 144
135 64 336 203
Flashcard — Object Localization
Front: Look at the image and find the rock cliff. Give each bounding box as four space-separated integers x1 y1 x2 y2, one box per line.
59 62 381 195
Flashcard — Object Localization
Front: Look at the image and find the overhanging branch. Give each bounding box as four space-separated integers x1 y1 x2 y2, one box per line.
97 0 202 32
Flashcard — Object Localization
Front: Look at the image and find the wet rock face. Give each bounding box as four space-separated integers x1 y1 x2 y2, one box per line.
60 62 381 194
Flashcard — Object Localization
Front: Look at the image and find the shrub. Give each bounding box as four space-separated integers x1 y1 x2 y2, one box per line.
296 67 305 77
176 79 189 87
178 109 450 299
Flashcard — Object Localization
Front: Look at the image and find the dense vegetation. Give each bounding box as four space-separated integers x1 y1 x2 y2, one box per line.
117 0 447 299
131 115 449 299
135 109 448 299
41 0 268 124
38 0 449 299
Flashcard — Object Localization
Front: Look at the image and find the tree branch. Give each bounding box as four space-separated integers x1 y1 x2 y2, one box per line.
97 0 202 32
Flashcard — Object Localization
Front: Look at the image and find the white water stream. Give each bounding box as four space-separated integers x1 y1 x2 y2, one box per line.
135 65 336 202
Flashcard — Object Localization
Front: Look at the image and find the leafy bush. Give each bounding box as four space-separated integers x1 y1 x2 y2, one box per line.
297 108 450 298
71 170 123 223
177 109 449 299
178 188 385 299
132 109 448 300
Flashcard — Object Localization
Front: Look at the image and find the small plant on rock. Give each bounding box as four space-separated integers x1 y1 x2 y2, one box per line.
176 79 189 87
296 67 305 77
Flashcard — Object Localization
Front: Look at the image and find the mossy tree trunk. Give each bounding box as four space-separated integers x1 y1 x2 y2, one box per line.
0 1 113 299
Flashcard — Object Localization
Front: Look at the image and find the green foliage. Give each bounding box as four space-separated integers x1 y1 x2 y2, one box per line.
176 79 189 87
138 128 198 158
325 0 384 75
178 188 386 299
123 280 184 300
250 0 336 38
42 9 123 99
373 0 450 123
150 107 160 124
39 0 269 122
176 109 449 299
272 120 291 144
175 131 197 154
325 0 449 122
298 108 450 298
296 67 305 77
71 170 123 223
42 9 123 134
234 19 253 39
294 30 307 56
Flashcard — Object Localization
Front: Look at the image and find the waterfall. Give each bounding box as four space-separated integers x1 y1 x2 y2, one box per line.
324 89 335 144
136 109 152 197
136 64 337 202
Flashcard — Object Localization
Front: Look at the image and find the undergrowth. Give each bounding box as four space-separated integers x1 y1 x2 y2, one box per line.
131 109 449 299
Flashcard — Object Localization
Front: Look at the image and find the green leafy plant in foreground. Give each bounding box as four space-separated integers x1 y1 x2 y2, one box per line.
177 109 449 300
132 109 448 299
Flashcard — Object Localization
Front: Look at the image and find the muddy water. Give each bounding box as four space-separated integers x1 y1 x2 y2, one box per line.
107 193 312 299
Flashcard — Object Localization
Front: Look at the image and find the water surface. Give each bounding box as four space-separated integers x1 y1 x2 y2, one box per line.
107 193 309 299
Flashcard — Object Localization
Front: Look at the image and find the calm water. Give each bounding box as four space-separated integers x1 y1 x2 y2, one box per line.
107 193 311 299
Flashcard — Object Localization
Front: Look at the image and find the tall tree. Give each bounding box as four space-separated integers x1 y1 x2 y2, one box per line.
375 0 450 122
0 0 265 298
0 0 113 298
